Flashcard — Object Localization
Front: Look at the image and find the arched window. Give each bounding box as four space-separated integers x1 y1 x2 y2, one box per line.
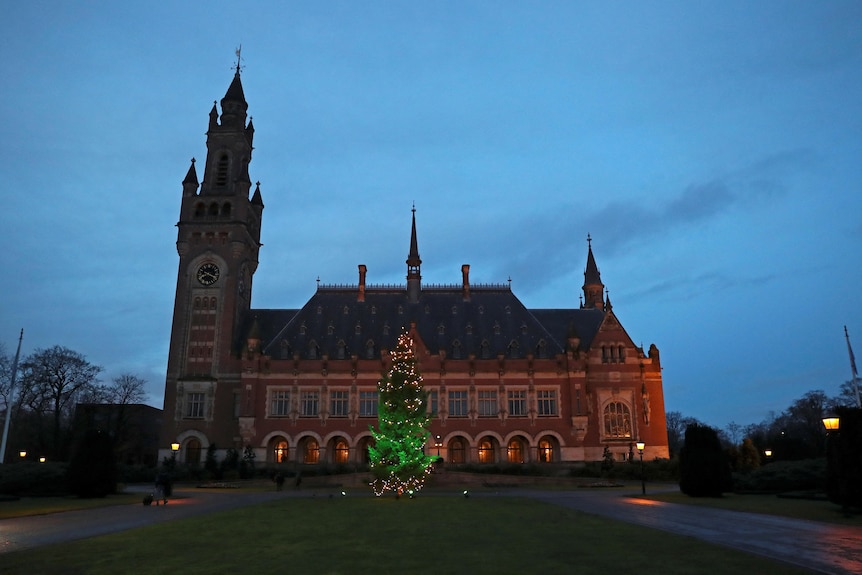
272 438 289 463
221 202 232 218
365 340 375 359
536 339 547 359
336 340 346 359
185 438 202 465
538 438 553 462
194 202 205 217
478 439 494 463
216 154 229 187
307 341 318 360
451 340 462 360
208 202 219 217
333 439 349 464
508 340 520 359
480 340 491 359
603 402 632 438
303 439 319 464
449 438 466 464
507 438 523 463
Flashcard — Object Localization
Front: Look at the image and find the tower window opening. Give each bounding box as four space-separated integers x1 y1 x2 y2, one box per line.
216 154 229 187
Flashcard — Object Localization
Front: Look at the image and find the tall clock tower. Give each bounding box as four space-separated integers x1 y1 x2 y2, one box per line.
161 65 264 457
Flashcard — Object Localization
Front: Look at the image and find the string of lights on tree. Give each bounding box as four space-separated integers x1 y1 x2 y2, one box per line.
368 328 436 497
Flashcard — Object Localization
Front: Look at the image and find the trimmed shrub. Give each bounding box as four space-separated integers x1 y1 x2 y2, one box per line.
679 423 732 497
0 462 69 496
733 458 825 493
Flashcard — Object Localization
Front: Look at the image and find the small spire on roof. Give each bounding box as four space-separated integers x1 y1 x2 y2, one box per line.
234 45 244 75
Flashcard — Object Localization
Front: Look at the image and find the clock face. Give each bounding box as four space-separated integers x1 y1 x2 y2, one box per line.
196 263 220 286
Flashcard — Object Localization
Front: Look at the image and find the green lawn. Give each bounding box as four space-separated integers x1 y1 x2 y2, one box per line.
0 495 816 575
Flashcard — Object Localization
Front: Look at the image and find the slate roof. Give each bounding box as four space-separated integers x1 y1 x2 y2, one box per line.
247 284 605 361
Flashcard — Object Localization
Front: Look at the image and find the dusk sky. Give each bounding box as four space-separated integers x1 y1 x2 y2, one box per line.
2 2 860 430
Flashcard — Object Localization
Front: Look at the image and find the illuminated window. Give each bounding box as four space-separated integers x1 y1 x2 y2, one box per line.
303 439 319 464
507 439 523 463
300 391 319 417
270 390 291 417
272 439 289 463
478 390 497 417
507 390 527 417
478 439 494 463
330 390 348 417
186 392 205 418
450 438 466 464
537 389 557 416
359 391 378 417
333 440 349 464
603 401 632 438
538 438 553 462
448 390 468 417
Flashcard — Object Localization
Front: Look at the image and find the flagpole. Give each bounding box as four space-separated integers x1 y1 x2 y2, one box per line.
845 325 861 408
0 329 24 464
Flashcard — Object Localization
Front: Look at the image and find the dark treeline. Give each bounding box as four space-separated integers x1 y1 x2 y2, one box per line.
668 380 859 465
0 344 147 462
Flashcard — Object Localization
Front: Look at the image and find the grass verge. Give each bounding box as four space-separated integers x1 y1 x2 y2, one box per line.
0 495 815 575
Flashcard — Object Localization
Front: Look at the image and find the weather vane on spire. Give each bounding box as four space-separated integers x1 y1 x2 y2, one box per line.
234 45 244 75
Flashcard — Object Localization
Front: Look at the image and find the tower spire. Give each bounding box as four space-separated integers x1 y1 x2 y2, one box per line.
582 234 605 309
406 204 422 303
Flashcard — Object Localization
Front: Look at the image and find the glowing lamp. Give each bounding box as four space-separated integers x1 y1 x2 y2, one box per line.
171 442 181 452
19 451 26 458
764 449 773 457
636 441 645 453
822 416 840 431
39 457 46 463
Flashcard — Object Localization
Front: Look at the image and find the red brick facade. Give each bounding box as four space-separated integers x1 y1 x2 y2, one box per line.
160 70 669 466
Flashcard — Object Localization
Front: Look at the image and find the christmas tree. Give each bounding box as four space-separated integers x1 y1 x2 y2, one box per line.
368 328 435 496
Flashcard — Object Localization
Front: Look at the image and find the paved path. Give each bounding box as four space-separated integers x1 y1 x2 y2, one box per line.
1 485 860 575
517 489 862 575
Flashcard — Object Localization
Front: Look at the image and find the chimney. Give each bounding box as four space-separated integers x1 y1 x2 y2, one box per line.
462 264 471 301
358 265 367 302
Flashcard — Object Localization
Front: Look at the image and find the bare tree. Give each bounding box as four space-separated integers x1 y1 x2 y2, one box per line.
19 346 102 458
725 421 742 445
105 373 147 405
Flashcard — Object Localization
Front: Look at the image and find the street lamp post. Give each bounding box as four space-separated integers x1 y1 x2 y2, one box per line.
636 441 646 495
435 435 442 457
821 413 843 513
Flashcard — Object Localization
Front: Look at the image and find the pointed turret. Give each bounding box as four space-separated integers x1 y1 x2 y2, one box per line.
406 205 422 303
182 158 199 196
200 66 254 197
220 69 248 129
582 234 605 309
251 181 264 208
